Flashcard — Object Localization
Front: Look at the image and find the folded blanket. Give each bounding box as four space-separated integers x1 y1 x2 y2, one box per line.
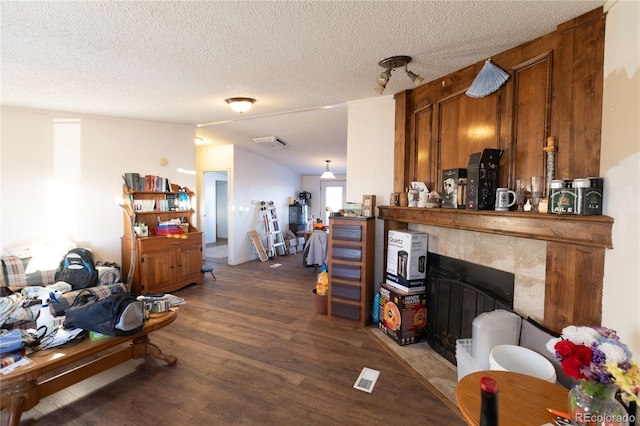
2 256 57 288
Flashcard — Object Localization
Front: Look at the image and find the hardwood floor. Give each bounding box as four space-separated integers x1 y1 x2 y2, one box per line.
5 254 465 425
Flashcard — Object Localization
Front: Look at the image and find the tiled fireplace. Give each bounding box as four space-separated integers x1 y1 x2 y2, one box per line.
414 223 546 325
377 206 613 333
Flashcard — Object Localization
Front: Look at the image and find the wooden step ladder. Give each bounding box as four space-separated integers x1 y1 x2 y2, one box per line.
247 230 268 262
260 201 287 258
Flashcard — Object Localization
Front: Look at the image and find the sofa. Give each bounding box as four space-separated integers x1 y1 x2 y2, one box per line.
0 244 125 329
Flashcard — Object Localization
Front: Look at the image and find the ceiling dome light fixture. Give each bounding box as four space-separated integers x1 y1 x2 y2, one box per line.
320 160 336 179
374 55 424 95
225 97 256 113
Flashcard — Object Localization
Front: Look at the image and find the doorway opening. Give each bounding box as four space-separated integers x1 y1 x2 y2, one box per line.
320 180 346 224
203 171 228 262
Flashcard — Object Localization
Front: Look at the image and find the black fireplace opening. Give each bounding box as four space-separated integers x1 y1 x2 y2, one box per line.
425 252 515 365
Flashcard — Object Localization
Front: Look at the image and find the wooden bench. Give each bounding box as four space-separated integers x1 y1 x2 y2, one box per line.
0 309 179 426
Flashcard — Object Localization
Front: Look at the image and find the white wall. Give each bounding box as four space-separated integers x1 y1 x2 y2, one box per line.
197 144 301 265
601 0 640 357
0 106 196 262
345 96 396 286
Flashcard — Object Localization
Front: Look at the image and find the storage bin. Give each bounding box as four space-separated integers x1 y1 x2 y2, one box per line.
456 339 481 382
472 309 521 370
154 226 183 236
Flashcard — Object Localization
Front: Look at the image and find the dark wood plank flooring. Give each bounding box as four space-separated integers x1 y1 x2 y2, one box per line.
5 254 464 425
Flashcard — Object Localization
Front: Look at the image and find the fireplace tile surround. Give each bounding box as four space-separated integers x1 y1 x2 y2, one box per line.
414 224 546 323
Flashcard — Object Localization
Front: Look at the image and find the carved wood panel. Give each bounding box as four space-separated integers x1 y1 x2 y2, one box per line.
414 106 432 185
512 53 552 188
394 8 604 195
438 93 501 170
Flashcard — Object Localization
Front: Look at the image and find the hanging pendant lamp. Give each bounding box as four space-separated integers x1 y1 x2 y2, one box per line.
321 160 335 179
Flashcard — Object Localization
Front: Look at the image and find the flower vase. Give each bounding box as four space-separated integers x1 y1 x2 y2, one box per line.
568 381 629 425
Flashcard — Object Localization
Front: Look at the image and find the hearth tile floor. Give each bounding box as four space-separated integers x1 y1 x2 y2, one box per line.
367 327 459 411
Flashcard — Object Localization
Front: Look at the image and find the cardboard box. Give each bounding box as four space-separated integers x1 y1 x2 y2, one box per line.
285 238 298 254
385 230 429 291
134 225 149 237
378 282 427 346
362 194 376 217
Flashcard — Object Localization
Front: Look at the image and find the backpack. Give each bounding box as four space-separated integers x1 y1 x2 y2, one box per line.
55 248 99 290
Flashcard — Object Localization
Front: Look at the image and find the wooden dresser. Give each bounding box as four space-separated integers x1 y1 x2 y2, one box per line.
327 216 375 327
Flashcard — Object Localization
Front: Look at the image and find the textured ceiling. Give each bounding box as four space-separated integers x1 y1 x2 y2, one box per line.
1 1 605 175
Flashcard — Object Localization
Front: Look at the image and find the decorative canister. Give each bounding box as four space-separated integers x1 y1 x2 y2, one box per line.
580 177 604 215
588 177 604 189
548 180 577 214
408 188 419 207
573 178 591 215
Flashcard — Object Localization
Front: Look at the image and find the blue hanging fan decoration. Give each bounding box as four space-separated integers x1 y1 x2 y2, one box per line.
465 59 510 98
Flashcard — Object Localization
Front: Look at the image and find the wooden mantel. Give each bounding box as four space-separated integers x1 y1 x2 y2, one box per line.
377 206 613 249
377 206 614 334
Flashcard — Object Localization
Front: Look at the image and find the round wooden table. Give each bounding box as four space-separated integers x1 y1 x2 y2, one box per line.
456 370 569 425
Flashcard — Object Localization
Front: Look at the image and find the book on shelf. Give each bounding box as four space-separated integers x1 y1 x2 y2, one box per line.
156 194 180 211
178 193 190 210
123 172 141 191
123 172 172 192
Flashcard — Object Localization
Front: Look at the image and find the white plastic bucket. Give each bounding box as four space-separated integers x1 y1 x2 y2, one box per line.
489 344 557 383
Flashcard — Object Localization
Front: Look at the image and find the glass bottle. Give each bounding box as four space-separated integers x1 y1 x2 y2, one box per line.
480 376 498 426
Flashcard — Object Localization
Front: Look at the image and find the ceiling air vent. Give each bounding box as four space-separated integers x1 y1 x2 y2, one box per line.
252 136 287 149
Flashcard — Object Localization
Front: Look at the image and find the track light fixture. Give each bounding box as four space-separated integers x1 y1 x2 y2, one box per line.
225 97 256 113
320 160 335 179
374 55 424 95
405 68 425 86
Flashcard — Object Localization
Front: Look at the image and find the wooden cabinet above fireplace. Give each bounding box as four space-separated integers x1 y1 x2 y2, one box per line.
384 7 610 335
392 7 605 195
